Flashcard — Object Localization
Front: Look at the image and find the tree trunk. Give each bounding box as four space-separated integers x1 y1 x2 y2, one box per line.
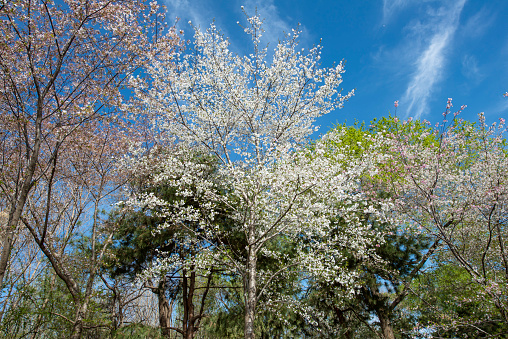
158 279 173 339
0 108 44 288
0 230 13 289
244 247 257 339
184 269 196 339
70 301 88 339
334 306 352 339
377 310 395 339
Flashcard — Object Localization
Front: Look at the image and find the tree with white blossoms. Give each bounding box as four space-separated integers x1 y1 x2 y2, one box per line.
127 14 390 338
294 119 439 339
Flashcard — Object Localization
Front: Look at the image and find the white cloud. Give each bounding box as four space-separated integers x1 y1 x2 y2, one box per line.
165 0 210 29
240 0 311 49
461 6 495 39
401 0 466 118
381 0 418 24
461 55 483 81
163 0 308 55
498 98 508 113
402 31 451 118
498 98 508 114
486 96 508 118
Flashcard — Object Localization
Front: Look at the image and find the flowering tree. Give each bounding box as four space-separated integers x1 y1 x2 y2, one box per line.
127 15 392 338
108 147 227 339
380 104 508 335
295 119 442 339
0 1 180 337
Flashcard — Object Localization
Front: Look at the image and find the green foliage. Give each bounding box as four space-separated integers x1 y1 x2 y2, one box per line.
6 114 506 338
105 203 178 279
296 116 441 337
199 277 245 339
328 115 438 157
406 263 508 338
198 235 305 338
0 281 41 338
112 324 164 338
299 208 430 337
105 150 224 279
0 263 112 339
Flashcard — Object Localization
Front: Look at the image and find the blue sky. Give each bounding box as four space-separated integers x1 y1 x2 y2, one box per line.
163 0 508 132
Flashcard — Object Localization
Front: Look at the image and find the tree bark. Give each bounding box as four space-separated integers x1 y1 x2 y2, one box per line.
183 269 196 339
70 303 88 339
334 306 352 339
377 309 395 339
0 132 42 287
244 246 257 339
157 278 173 339
0 227 13 289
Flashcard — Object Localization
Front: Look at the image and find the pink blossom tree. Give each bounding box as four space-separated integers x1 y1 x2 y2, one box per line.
0 1 180 337
379 105 508 333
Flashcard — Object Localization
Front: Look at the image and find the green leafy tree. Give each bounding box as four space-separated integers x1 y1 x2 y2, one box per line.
406 259 508 338
297 117 440 338
106 149 230 339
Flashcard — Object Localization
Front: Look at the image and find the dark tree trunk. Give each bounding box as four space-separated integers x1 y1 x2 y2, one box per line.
157 278 173 339
377 309 395 339
183 269 196 339
334 306 352 339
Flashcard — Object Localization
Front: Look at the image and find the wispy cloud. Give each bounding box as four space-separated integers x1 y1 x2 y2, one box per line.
165 0 212 30
402 30 452 118
381 0 415 24
461 6 495 39
241 0 290 41
240 0 311 48
497 98 508 113
401 0 466 118
163 0 306 54
497 98 508 115
486 95 508 118
461 55 483 81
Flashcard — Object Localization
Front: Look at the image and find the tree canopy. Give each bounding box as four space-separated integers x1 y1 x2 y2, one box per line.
1 6 507 339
